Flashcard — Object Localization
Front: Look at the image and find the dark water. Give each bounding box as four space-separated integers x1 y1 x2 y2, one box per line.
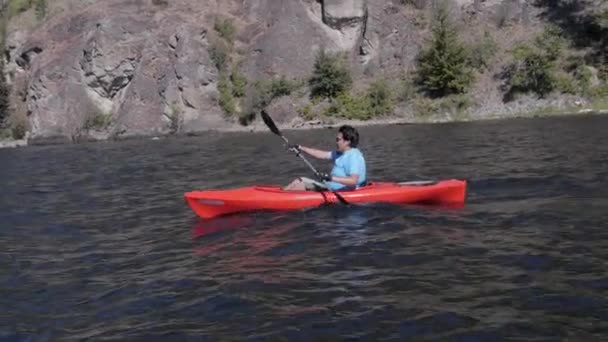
2 115 608 341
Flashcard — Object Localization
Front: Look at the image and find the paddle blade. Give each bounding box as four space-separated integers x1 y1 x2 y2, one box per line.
261 110 281 136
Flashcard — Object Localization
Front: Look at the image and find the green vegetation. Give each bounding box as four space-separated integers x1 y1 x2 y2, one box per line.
7 0 32 17
415 0 473 97
309 48 353 100
35 0 47 21
467 31 498 71
0 0 51 139
10 117 26 139
84 111 112 131
504 42 557 98
0 62 9 127
412 94 472 119
216 67 251 118
208 16 243 117
217 74 236 115
151 0 169 7
249 77 302 111
2 0 47 21
501 25 607 100
214 18 236 44
0 8 11 138
322 79 395 120
230 69 247 97
325 92 372 120
167 101 183 134
209 41 230 72
366 79 394 116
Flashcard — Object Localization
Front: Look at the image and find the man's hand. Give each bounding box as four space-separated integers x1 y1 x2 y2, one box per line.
287 144 301 153
315 171 332 182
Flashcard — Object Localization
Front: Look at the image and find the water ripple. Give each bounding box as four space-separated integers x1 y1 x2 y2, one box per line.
1 115 608 340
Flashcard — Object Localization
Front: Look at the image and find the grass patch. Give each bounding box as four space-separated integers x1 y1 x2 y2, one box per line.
412 94 472 119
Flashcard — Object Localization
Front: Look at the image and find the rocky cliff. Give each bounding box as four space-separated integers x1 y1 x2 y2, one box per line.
0 0 607 144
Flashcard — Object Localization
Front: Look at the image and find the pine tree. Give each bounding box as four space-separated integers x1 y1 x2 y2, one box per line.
415 0 473 97
309 48 352 100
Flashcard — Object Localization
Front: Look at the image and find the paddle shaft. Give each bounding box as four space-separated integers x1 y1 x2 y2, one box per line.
279 135 323 177
260 110 349 205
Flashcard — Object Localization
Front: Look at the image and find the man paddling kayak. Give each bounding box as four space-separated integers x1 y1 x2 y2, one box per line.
283 125 367 191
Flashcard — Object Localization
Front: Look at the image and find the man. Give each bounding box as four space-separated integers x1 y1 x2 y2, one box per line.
283 125 367 191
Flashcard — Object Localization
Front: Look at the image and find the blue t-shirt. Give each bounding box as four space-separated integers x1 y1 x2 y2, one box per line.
326 148 367 191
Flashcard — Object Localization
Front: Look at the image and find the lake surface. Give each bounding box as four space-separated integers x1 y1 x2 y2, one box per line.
1 114 607 340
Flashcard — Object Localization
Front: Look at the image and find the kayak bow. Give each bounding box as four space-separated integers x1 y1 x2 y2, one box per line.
184 179 467 219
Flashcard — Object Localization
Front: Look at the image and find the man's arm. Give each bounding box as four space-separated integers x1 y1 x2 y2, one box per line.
297 145 332 160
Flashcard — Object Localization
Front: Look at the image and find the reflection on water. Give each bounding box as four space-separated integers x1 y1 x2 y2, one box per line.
1 115 608 340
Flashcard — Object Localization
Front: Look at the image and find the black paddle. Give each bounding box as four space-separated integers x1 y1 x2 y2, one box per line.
260 110 349 205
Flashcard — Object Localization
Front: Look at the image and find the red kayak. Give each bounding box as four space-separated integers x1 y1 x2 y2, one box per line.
184 179 467 219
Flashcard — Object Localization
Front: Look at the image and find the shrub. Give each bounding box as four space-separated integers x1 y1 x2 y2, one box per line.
505 43 555 98
217 75 235 115
8 0 33 17
209 41 230 71
309 48 352 100
534 25 567 61
152 0 168 7
35 0 46 21
168 101 183 134
439 94 472 115
413 97 437 118
322 78 395 120
230 69 247 98
0 62 9 126
325 92 371 120
467 31 498 71
397 72 417 102
553 72 576 94
400 0 427 9
503 26 567 99
415 0 473 97
214 18 236 44
251 76 301 110
11 120 26 139
589 83 608 98
297 104 315 120
573 65 593 94
366 79 394 116
84 111 112 130
412 94 471 118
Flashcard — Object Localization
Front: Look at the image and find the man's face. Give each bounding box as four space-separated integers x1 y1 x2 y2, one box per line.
335 132 349 151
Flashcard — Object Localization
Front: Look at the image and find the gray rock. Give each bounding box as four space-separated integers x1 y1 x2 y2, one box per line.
0 0 594 144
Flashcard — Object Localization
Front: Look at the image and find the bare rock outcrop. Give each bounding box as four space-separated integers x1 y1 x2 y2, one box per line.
1 0 579 143
4 0 229 142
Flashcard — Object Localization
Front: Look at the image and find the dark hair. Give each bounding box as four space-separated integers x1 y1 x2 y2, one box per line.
339 125 359 147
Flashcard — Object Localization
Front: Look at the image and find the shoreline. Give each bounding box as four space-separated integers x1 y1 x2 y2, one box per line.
1 108 607 149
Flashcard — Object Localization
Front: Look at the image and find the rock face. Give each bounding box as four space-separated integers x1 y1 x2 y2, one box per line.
4 0 231 142
1 0 568 143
